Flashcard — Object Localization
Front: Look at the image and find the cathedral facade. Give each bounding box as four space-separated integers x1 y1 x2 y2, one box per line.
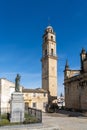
64 48 87 111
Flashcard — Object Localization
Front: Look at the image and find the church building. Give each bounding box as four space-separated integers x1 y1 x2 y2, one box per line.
64 48 87 111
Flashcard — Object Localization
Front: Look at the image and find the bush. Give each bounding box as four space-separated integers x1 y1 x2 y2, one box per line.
61 106 65 110
23 116 38 124
23 117 38 124
0 119 9 126
25 112 31 118
0 113 7 119
23 113 39 124
0 113 39 125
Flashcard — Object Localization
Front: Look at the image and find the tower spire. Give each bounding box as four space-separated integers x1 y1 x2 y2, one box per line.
80 48 87 71
65 59 69 70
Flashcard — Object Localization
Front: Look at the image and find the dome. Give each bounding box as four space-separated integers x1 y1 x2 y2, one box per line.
46 25 53 29
45 25 53 33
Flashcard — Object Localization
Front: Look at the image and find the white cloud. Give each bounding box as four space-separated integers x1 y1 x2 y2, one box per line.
0 72 41 89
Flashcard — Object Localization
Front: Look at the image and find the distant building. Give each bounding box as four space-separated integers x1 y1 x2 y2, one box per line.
64 48 87 111
41 26 58 102
22 88 48 112
57 96 65 108
0 78 22 114
0 78 48 113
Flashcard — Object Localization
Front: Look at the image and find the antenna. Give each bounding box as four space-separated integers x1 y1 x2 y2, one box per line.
48 17 51 26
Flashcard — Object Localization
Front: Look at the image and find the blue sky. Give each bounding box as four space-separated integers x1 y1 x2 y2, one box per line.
0 0 87 96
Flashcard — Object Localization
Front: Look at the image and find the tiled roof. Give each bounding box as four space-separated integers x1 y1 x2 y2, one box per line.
22 88 47 93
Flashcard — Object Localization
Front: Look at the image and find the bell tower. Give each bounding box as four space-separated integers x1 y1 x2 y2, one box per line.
80 48 87 71
41 26 57 101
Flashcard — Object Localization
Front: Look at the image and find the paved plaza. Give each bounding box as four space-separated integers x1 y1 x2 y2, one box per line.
0 111 87 130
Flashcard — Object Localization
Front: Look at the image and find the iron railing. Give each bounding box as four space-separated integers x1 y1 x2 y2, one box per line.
0 107 42 123
0 107 10 114
28 107 42 122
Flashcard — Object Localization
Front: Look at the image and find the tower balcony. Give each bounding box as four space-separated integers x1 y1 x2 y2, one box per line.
41 53 57 60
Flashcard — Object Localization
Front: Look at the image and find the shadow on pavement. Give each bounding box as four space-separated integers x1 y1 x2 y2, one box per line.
56 110 87 117
46 110 87 118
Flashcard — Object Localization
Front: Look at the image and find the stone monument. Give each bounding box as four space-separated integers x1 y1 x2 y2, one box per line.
10 74 24 123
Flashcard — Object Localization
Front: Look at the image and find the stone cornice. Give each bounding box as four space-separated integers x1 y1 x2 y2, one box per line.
42 32 55 38
64 72 87 84
44 39 56 43
41 55 57 61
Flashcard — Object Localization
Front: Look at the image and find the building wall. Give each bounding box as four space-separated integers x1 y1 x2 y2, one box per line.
0 78 48 113
42 57 57 97
48 57 57 96
0 78 15 113
64 49 87 111
0 78 15 107
83 60 87 72
80 77 87 110
65 77 87 111
65 80 80 110
42 57 48 90
23 92 48 112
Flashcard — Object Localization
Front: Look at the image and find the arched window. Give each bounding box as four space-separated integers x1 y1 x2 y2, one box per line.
51 49 53 56
51 36 53 40
45 49 47 55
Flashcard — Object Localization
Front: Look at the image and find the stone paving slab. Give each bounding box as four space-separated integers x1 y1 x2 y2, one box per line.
0 112 87 130
0 123 59 130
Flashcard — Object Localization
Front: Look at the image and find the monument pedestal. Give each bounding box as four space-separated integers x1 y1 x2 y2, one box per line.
10 92 24 123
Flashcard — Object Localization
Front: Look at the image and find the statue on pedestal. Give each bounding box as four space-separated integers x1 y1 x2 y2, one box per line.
15 74 21 92
10 74 24 123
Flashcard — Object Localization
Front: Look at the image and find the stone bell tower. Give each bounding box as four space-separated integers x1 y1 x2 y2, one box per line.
80 48 87 71
41 26 58 101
